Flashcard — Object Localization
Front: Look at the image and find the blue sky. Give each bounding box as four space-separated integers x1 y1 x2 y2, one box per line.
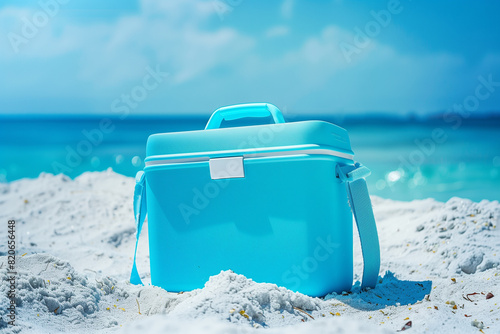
1 0 500 116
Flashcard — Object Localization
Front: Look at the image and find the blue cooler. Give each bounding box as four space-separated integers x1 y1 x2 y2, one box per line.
130 103 380 297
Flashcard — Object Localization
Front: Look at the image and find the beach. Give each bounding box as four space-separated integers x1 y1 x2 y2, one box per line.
2 0 500 332
1 170 499 333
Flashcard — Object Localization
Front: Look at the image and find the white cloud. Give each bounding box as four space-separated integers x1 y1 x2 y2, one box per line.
0 0 254 90
80 0 253 86
265 25 289 38
280 0 294 20
232 25 471 114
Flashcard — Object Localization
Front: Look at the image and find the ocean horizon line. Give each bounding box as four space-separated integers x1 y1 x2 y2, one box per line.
1 110 500 124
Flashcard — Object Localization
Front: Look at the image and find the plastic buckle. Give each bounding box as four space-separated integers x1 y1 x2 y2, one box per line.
336 162 371 183
336 164 351 182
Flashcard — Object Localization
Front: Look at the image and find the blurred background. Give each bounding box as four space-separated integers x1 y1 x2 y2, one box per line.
0 0 499 202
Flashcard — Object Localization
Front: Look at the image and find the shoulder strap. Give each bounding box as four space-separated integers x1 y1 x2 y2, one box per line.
130 171 147 285
337 163 380 289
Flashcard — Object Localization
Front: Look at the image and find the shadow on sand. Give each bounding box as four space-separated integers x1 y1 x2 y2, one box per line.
326 271 432 311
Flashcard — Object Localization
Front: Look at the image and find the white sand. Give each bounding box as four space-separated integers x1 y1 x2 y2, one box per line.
0 170 499 333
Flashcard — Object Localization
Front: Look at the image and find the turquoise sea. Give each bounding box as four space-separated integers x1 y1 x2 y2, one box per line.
0 115 499 202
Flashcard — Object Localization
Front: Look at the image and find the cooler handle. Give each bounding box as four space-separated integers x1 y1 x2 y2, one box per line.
205 103 285 129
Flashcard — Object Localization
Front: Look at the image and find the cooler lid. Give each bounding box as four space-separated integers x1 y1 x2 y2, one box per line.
146 103 353 160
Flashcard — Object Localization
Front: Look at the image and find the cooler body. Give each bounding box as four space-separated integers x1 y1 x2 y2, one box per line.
144 117 356 297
